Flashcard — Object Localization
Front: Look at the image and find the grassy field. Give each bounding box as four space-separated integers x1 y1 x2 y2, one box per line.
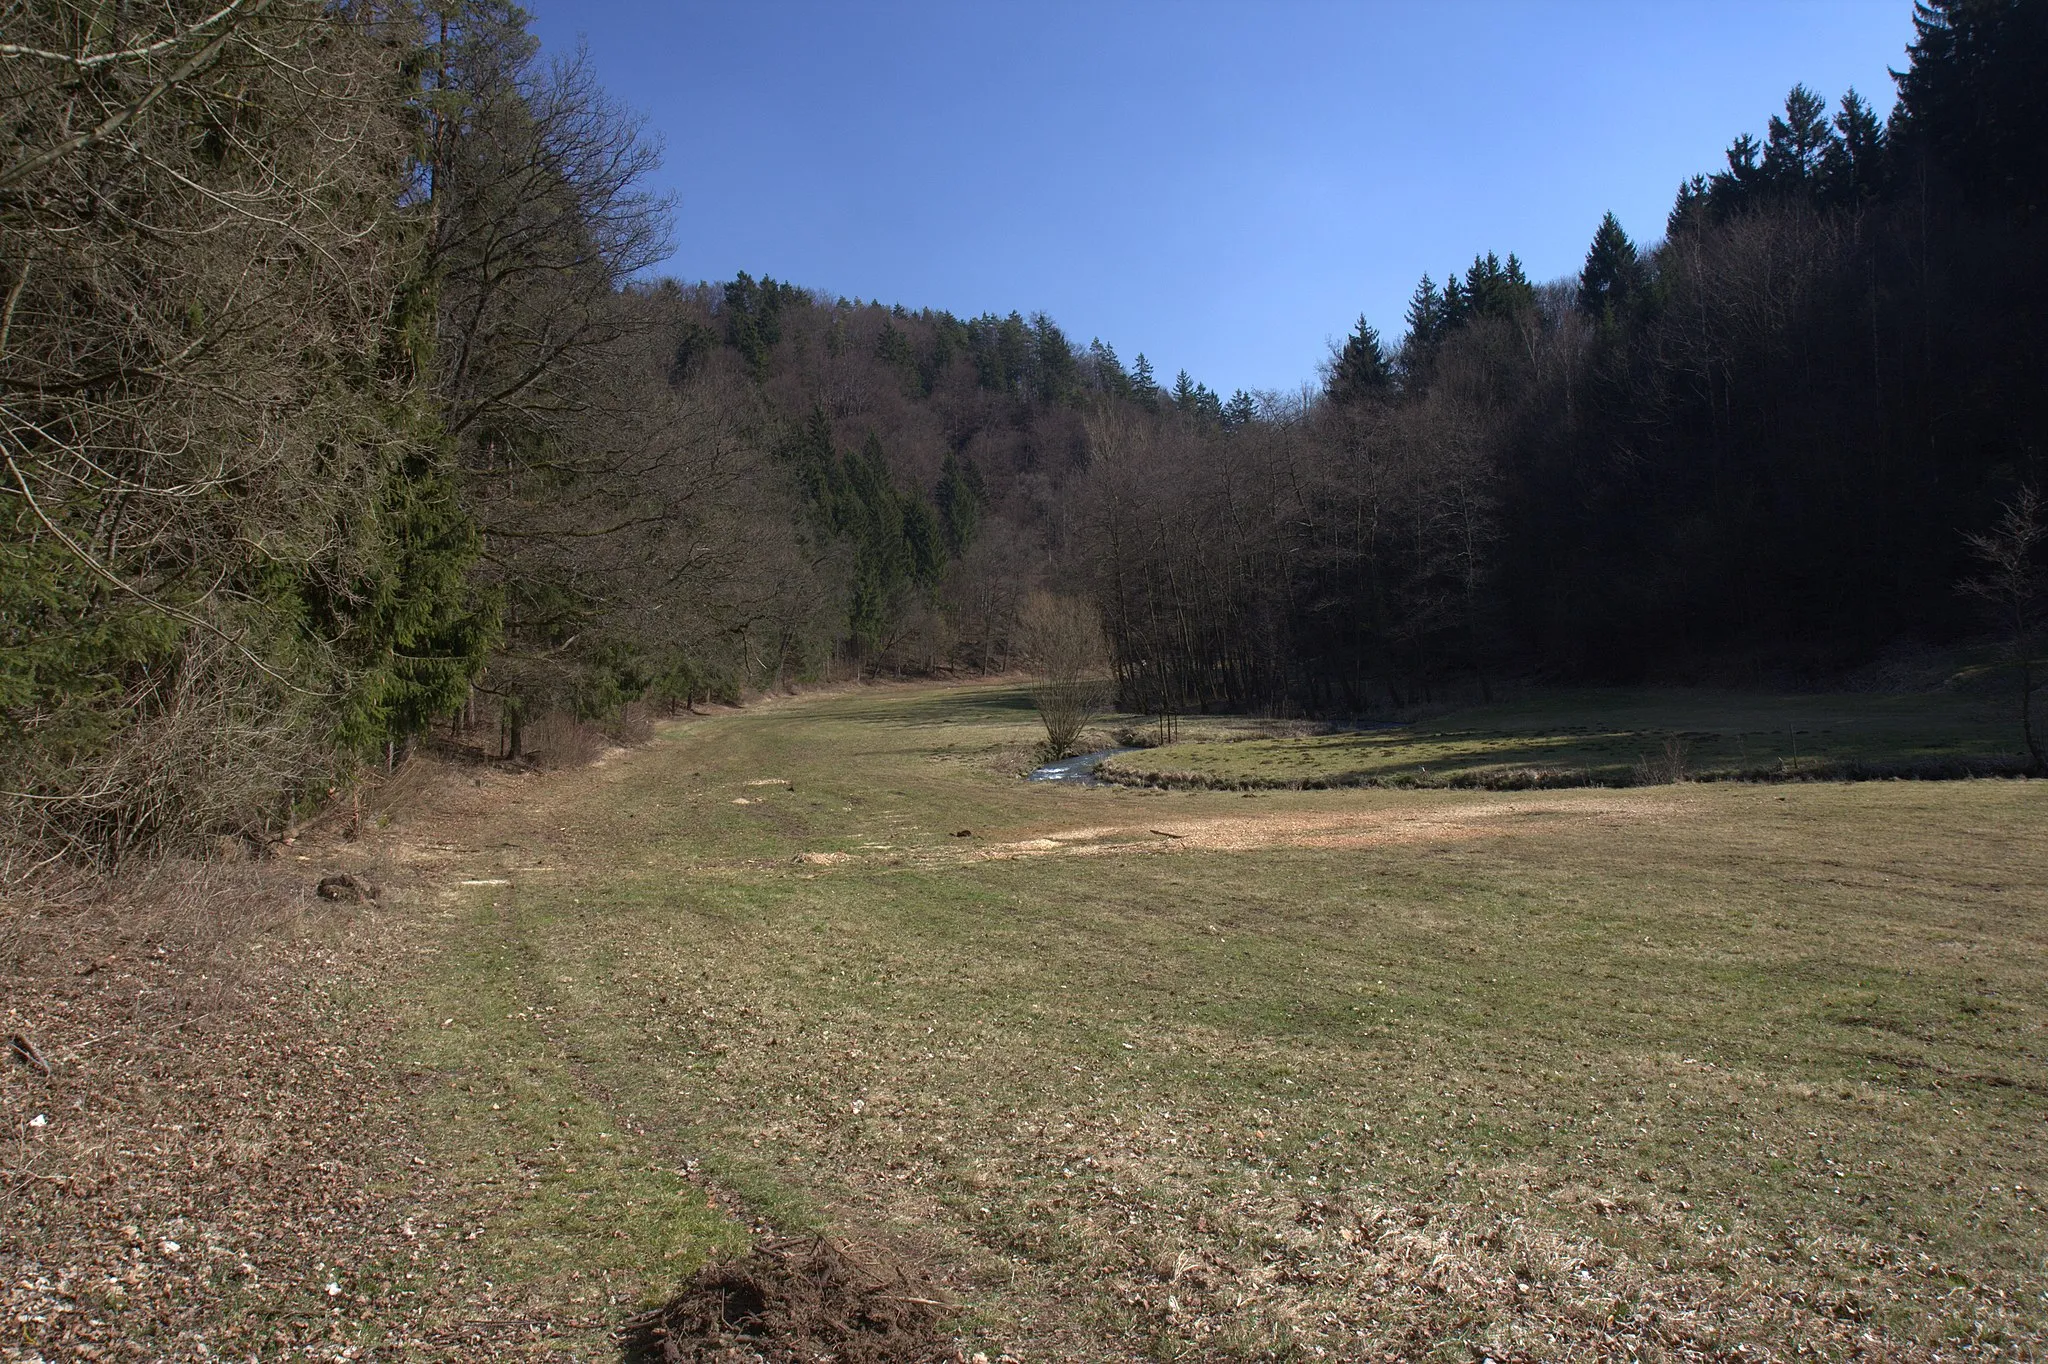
1098 689 2029 790
376 682 2046 1360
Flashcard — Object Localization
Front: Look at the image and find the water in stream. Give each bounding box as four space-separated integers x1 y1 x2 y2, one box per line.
1026 747 1138 786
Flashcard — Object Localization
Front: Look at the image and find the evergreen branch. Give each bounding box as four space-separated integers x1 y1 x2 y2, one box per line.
3 452 334 698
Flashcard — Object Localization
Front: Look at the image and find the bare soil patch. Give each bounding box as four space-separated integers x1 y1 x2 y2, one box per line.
840 790 1689 866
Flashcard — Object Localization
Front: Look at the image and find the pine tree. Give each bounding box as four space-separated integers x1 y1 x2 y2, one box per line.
1821 89 1890 204
1087 339 1132 397
1325 316 1392 405
1576 213 1643 319
1131 353 1159 411
1667 173 1710 236
1399 274 1445 380
934 453 984 557
1762 84 1836 191
1895 0 2048 213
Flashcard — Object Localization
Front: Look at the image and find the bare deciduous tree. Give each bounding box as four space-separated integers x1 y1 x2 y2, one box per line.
1017 590 1110 761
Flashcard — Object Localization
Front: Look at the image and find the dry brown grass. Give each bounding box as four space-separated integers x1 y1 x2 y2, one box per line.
0 863 412 1360
342 683 2045 1361
0 838 572 1361
11 683 2042 1362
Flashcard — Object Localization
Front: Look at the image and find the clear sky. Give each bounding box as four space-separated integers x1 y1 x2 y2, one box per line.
525 0 1919 395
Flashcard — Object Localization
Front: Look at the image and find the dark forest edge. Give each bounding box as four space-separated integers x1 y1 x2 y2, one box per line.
1080 683 2029 790
2 0 2044 873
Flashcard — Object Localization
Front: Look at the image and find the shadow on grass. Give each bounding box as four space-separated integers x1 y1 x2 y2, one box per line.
818 685 1040 729
1100 686 2033 790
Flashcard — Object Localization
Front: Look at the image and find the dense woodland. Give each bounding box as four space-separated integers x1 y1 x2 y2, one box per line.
2 0 2044 867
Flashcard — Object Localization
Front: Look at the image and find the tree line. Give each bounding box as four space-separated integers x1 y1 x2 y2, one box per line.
2 1 793 866
1071 0 2046 716
0 0 1149 866
3 0 2041 869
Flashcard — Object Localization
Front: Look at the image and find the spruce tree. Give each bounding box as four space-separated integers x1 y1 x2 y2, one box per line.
1131 353 1159 410
1439 275 1469 328
1707 133 1767 215
788 406 847 533
1030 313 1079 402
1896 0 2048 213
1762 84 1836 191
1325 316 1393 405
723 272 784 379
1399 274 1445 380
1576 213 1643 319
842 433 910 653
934 453 984 557
1667 173 1710 236
1822 89 1890 204
1463 252 1535 322
1087 339 1132 397
996 312 1032 392
899 494 945 588
1403 275 1443 342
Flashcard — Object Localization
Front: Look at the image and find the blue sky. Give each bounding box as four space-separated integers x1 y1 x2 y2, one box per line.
526 0 1919 395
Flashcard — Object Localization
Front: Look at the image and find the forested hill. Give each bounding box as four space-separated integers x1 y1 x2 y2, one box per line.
643 274 1245 679
2 0 2043 867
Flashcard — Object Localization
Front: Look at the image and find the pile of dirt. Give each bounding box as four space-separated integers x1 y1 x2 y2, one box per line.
618 1237 952 1364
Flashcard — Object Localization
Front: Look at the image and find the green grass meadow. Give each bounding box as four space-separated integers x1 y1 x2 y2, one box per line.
385 684 2048 1360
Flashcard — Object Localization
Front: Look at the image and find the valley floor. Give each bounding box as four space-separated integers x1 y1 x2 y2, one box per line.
7 682 2045 1361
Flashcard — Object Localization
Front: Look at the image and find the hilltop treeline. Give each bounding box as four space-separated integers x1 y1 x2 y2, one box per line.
2 0 2041 867
1076 1 2048 713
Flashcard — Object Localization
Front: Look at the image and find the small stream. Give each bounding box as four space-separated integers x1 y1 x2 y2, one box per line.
1026 747 1138 786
